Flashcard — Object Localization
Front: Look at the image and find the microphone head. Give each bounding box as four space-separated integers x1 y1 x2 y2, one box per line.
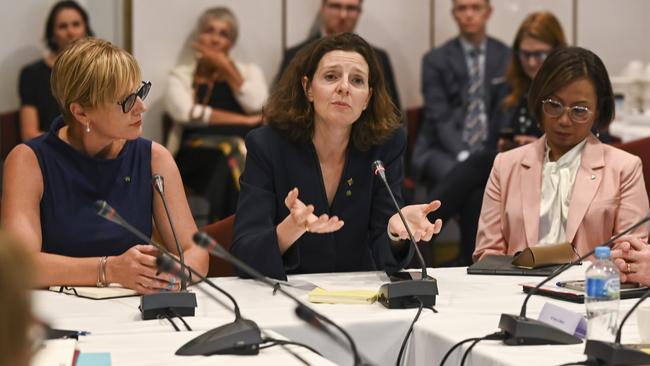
152 175 164 194
94 200 112 218
156 253 176 274
192 232 213 248
94 200 124 225
371 160 385 176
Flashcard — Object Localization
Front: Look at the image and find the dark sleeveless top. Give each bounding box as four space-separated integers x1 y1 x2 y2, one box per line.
25 116 153 257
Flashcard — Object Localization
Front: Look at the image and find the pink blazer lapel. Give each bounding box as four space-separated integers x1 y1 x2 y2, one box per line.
566 135 605 243
520 138 545 247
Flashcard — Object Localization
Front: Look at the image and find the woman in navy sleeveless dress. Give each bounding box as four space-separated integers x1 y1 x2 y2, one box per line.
2 38 207 293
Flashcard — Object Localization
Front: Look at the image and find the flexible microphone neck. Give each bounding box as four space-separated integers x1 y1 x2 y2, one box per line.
519 213 650 319
193 231 367 366
616 290 650 344
93 200 242 319
372 160 428 280
155 253 241 319
152 175 187 291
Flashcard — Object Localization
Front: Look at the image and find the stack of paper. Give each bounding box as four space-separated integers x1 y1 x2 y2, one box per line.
32 339 77 366
308 287 378 304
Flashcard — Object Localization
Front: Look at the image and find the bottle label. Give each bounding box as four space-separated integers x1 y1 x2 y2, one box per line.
586 277 620 299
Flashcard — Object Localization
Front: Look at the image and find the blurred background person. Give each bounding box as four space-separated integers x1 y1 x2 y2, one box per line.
165 6 267 223
3 38 207 293
18 0 94 142
413 0 510 192
275 0 401 114
0 232 35 366
428 11 567 266
474 47 649 261
232 33 442 280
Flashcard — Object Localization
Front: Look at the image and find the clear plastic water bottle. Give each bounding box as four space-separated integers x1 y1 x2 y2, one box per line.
585 246 620 342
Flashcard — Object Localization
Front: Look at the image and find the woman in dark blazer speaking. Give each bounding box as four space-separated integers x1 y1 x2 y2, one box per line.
232 33 442 280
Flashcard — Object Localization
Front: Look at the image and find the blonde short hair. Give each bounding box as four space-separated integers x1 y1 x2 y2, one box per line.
0 232 34 366
51 37 141 123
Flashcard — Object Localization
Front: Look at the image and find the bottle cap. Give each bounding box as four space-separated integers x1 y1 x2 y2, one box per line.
594 246 611 259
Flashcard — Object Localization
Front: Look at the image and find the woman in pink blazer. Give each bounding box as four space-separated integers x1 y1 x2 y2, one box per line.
473 47 649 262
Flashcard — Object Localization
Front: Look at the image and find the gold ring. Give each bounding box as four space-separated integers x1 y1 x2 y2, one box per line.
627 262 632 273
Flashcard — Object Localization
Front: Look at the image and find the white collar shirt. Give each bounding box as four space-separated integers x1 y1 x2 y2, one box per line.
538 139 587 245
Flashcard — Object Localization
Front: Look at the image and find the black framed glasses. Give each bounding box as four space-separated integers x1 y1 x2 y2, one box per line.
517 50 549 62
542 98 593 124
117 81 151 113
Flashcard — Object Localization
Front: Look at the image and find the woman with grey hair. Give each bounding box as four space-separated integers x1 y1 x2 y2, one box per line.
165 7 268 221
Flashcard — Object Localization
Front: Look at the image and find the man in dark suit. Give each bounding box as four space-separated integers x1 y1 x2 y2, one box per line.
413 0 509 185
275 0 401 112
413 0 510 265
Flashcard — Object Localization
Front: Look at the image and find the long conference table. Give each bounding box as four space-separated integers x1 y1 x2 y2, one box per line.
34 265 649 366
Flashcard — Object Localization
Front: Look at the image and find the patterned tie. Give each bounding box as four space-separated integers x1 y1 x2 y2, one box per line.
462 48 487 151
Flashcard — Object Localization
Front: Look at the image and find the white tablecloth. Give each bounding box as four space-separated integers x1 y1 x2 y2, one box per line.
405 266 646 366
34 266 648 366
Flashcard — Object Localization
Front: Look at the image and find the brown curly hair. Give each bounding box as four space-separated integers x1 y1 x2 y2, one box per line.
265 33 400 151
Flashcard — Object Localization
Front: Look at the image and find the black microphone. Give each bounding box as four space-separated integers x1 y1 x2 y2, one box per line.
94 200 262 356
154 254 263 356
583 240 650 365
497 213 650 346
582 289 650 365
193 231 372 366
152 174 187 291
371 160 438 309
94 200 197 320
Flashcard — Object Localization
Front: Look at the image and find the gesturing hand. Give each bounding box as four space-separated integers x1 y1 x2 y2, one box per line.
284 187 344 234
106 245 180 294
388 200 443 242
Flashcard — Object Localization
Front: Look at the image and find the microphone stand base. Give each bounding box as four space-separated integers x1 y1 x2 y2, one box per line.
499 313 582 345
377 278 438 309
140 291 197 320
584 339 650 365
176 318 262 356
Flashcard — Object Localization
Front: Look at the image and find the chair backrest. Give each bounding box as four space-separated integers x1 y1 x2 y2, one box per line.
0 110 21 160
202 214 236 277
161 113 173 147
613 136 650 202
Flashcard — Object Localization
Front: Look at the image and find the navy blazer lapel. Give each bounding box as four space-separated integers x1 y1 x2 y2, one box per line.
484 38 505 104
448 38 469 91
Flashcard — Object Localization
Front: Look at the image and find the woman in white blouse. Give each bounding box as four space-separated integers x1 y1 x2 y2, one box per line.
164 7 268 220
473 47 649 262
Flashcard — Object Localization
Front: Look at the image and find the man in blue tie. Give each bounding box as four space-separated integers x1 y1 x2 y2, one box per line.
413 0 510 188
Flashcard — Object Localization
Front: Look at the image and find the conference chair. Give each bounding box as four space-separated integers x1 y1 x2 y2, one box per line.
202 214 236 277
613 136 650 202
0 110 21 159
